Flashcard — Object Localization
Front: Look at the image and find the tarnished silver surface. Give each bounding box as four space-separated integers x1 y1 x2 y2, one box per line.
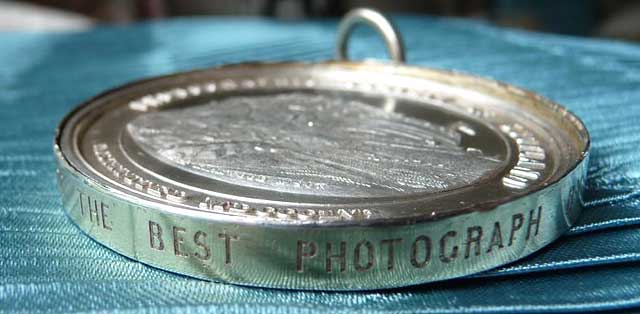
54 9 590 290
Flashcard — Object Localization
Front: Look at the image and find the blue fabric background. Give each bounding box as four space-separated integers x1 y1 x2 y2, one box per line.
1 15 640 313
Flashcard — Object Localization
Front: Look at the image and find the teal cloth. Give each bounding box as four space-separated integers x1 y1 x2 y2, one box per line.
1 16 640 313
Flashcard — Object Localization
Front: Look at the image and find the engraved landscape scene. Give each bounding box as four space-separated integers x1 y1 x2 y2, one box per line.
127 93 501 197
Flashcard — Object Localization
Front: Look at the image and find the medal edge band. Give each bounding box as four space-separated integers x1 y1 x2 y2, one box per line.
54 144 589 290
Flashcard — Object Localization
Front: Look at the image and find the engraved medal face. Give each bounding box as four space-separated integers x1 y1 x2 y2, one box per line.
127 93 503 197
61 62 587 221
55 62 589 290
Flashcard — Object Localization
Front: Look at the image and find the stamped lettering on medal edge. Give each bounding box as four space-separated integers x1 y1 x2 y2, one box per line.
141 206 545 272
77 190 112 231
296 206 543 274
146 220 238 265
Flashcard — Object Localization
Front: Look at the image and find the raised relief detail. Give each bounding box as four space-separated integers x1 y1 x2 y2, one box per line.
197 197 373 221
94 143 376 221
93 143 187 202
128 93 502 197
499 124 546 189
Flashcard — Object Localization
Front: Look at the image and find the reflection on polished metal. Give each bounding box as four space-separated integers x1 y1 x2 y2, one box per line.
336 8 405 62
54 8 590 290
128 93 503 197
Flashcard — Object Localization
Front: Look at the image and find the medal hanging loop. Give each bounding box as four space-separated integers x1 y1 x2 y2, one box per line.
335 8 406 63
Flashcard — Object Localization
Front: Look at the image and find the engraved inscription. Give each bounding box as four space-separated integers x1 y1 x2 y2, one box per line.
128 93 502 197
143 207 543 273
77 191 112 231
147 220 238 265
296 206 543 273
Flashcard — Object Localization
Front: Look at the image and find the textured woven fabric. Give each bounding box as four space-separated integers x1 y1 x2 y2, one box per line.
1 16 640 313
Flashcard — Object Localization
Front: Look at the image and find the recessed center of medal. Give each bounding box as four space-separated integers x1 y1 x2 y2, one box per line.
126 92 504 197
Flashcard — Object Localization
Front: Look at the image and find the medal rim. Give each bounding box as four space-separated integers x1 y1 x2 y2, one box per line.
54 60 591 226
53 60 590 290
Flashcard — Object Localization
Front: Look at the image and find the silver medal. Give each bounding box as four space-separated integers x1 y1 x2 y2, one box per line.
55 8 590 290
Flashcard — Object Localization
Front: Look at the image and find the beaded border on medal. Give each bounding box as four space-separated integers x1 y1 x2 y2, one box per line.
121 75 546 199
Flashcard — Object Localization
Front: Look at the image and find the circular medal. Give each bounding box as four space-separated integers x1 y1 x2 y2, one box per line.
55 8 589 290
